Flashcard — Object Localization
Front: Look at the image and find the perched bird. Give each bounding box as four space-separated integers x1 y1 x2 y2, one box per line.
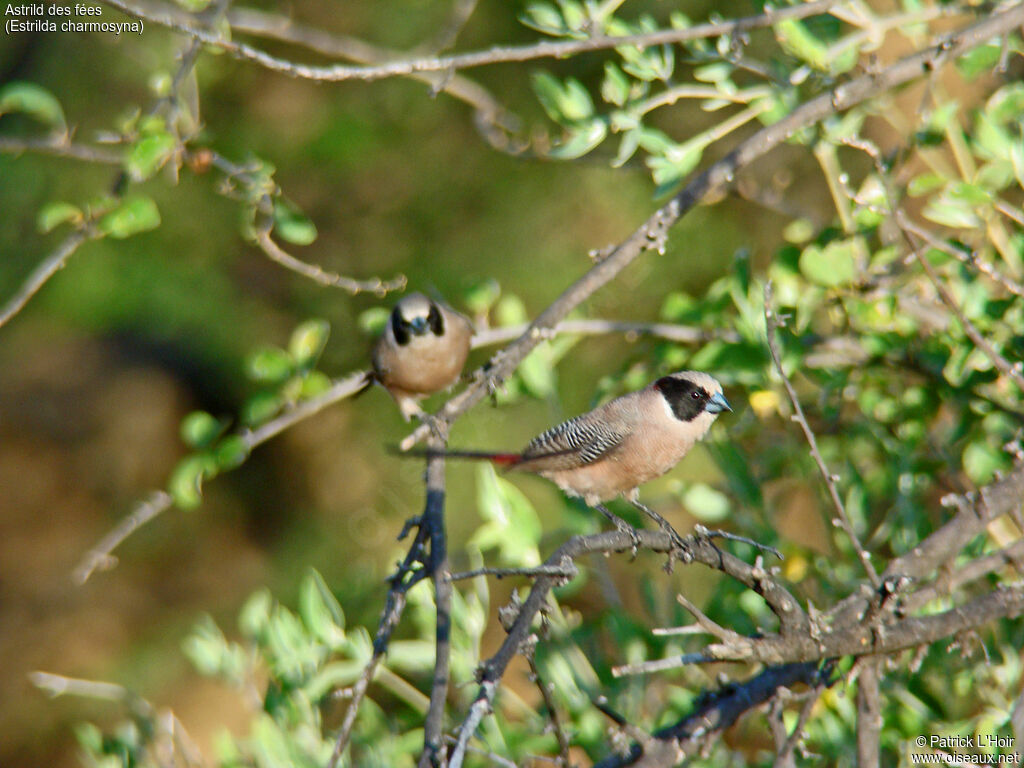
410 370 731 545
369 292 474 420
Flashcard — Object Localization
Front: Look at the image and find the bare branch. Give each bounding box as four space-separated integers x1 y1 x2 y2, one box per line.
447 562 578 581
0 229 93 330
253 228 406 296
899 215 1024 299
594 663 829 768
102 0 840 83
449 525 806 766
764 281 880 587
469 318 739 348
225 7 521 152
75 371 371 584
419 449 453 768
856 659 882 768
0 135 123 164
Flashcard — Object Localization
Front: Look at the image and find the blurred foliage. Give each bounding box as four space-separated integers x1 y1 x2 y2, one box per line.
3 0 1024 767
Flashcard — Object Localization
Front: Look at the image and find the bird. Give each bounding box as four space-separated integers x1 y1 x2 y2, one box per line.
368 292 474 420
406 370 731 546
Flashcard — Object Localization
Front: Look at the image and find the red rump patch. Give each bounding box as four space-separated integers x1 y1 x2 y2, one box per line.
487 453 522 466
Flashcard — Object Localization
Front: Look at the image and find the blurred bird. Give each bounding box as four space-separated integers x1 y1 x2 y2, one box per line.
368 292 473 420
406 370 731 545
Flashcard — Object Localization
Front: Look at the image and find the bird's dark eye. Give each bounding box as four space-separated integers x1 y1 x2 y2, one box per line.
691 390 702 400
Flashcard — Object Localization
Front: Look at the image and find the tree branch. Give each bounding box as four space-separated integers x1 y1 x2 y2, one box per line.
764 281 880 587
400 1 1024 451
74 371 371 584
253 228 406 296
101 0 840 83
0 229 93 330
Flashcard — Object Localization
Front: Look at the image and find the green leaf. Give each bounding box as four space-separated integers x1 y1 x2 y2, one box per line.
126 130 176 181
647 142 702 193
238 588 273 639
956 42 1002 79
963 440 1007 485
682 483 730 523
469 464 542 566
173 0 212 10
986 82 1024 123
799 239 860 287
242 391 284 426
494 294 529 326
519 2 569 36
922 196 982 229
774 18 829 71
549 119 607 159
180 410 224 449
214 435 250 471
532 72 594 124
288 319 330 368
169 454 216 510
0 82 66 132
272 199 318 246
298 569 346 646
96 195 161 239
246 347 294 383
907 173 945 197
299 370 332 399
358 306 391 336
463 278 501 315
601 62 631 107
517 346 557 399
37 201 82 233
783 218 815 244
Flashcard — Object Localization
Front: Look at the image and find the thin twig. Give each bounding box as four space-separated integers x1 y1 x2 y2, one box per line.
448 563 577 581
906 234 1024 392
469 318 738 349
0 135 123 164
74 371 370 584
226 7 521 152
0 229 93 330
898 215 1024 299
764 281 880 587
527 653 572 767
328 520 432 768
253 228 406 296
102 0 840 83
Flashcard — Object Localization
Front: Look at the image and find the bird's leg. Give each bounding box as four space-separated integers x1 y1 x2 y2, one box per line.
628 498 688 552
692 524 783 560
593 504 641 556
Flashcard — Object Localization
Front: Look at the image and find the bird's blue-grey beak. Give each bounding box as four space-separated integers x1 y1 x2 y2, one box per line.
705 392 732 414
409 316 429 335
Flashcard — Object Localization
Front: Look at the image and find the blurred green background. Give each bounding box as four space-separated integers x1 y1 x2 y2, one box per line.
0 3 821 765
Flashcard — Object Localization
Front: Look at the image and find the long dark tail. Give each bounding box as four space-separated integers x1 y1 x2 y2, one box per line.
391 447 523 467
